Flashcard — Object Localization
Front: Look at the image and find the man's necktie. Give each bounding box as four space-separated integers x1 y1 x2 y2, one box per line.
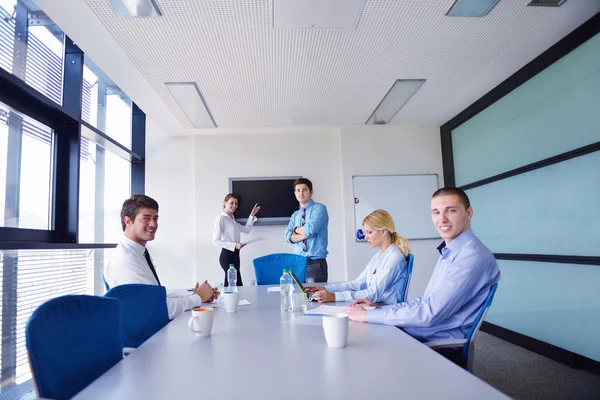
301 207 307 251
144 249 162 286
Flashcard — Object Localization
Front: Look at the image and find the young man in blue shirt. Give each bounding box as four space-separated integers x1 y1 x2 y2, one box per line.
348 187 500 364
285 178 329 282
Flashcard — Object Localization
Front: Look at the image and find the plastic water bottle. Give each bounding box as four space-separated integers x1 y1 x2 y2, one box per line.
227 264 237 292
280 269 294 312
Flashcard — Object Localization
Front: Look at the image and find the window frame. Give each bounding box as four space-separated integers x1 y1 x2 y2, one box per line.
0 36 145 249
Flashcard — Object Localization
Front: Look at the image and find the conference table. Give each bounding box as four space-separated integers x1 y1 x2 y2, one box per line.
74 285 508 399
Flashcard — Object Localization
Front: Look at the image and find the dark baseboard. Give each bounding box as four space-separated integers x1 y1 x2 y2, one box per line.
481 322 600 377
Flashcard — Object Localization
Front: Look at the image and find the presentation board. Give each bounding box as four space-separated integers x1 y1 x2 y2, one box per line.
353 174 440 241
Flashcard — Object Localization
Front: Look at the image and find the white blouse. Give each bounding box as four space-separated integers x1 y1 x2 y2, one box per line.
212 212 257 252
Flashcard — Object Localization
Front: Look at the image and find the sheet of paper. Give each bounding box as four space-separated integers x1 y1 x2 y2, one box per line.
304 304 375 316
239 299 251 306
242 236 265 245
267 287 281 292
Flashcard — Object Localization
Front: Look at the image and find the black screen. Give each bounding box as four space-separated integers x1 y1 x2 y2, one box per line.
231 179 299 220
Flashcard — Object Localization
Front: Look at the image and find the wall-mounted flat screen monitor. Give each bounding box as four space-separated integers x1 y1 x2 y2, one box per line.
229 176 301 226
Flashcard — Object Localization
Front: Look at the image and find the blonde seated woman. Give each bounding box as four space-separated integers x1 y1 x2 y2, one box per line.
305 209 409 304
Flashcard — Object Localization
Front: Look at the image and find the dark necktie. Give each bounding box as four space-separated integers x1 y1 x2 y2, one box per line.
144 249 162 286
301 208 307 251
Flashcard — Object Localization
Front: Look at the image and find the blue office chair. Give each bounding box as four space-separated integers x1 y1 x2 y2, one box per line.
253 253 308 285
103 274 110 291
105 284 169 349
401 253 415 302
26 295 123 400
425 283 498 371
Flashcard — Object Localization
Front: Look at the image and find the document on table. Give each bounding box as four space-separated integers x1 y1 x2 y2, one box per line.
304 305 375 316
242 237 265 245
267 287 281 292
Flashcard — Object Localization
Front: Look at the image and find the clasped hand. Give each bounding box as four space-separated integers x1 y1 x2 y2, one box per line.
194 280 219 303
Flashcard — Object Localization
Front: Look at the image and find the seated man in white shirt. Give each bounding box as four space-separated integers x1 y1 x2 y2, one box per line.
106 194 218 319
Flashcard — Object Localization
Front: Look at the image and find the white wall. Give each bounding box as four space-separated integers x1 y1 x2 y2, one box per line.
193 132 346 287
144 120 197 288
144 123 444 298
339 126 443 299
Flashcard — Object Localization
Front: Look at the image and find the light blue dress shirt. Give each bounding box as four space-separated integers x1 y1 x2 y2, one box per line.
325 245 408 304
367 228 500 341
285 200 329 260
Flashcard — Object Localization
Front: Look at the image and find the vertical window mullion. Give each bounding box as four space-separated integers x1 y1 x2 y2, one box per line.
93 81 106 294
54 36 82 243
131 102 145 195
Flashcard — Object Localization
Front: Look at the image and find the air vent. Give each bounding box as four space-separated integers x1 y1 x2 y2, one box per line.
527 0 567 7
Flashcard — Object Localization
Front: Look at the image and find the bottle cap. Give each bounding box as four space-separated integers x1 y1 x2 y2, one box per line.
282 269 289 273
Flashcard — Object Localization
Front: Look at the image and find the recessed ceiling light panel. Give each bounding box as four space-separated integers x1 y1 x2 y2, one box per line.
109 0 162 18
366 80 425 125
165 83 216 129
446 0 500 17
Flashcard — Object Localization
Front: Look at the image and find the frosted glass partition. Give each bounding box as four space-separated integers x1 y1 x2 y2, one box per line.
452 33 600 186
486 260 600 362
466 150 600 257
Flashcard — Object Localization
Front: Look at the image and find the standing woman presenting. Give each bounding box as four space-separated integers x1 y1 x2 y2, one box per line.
213 194 260 286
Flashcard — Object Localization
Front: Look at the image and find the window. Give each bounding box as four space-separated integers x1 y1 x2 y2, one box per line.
78 142 131 244
83 55 133 149
0 1 146 397
0 0 64 105
0 102 52 230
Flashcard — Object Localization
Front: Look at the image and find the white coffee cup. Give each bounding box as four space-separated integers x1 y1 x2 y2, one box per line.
322 313 349 348
218 291 240 313
188 307 215 337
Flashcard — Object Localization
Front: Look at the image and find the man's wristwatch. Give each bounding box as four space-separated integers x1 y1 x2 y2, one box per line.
293 227 298 234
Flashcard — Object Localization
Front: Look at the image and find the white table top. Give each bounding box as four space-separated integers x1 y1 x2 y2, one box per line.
74 285 508 399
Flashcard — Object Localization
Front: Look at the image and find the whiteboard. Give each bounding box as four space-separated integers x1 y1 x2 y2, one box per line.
353 174 440 241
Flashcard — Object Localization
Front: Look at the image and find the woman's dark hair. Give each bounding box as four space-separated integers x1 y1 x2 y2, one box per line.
224 193 240 203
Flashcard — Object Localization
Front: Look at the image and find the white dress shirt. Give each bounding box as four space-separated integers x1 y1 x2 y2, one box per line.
106 235 202 319
213 212 257 251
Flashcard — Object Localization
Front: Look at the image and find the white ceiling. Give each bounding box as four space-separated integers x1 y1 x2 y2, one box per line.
36 0 600 136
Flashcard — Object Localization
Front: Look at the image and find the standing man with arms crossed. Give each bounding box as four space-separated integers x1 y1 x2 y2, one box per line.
106 194 218 319
347 187 500 366
285 178 329 283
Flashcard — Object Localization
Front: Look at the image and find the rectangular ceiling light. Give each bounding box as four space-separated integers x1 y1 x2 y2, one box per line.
527 0 567 7
366 80 425 125
446 0 500 17
273 0 365 29
109 0 162 18
165 83 216 129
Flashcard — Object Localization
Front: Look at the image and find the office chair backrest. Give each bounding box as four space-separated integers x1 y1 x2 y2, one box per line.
105 284 169 348
402 253 415 302
253 253 308 285
463 283 498 369
26 295 123 400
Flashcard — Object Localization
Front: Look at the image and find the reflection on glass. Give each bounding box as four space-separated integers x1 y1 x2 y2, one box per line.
0 102 52 229
83 55 132 149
